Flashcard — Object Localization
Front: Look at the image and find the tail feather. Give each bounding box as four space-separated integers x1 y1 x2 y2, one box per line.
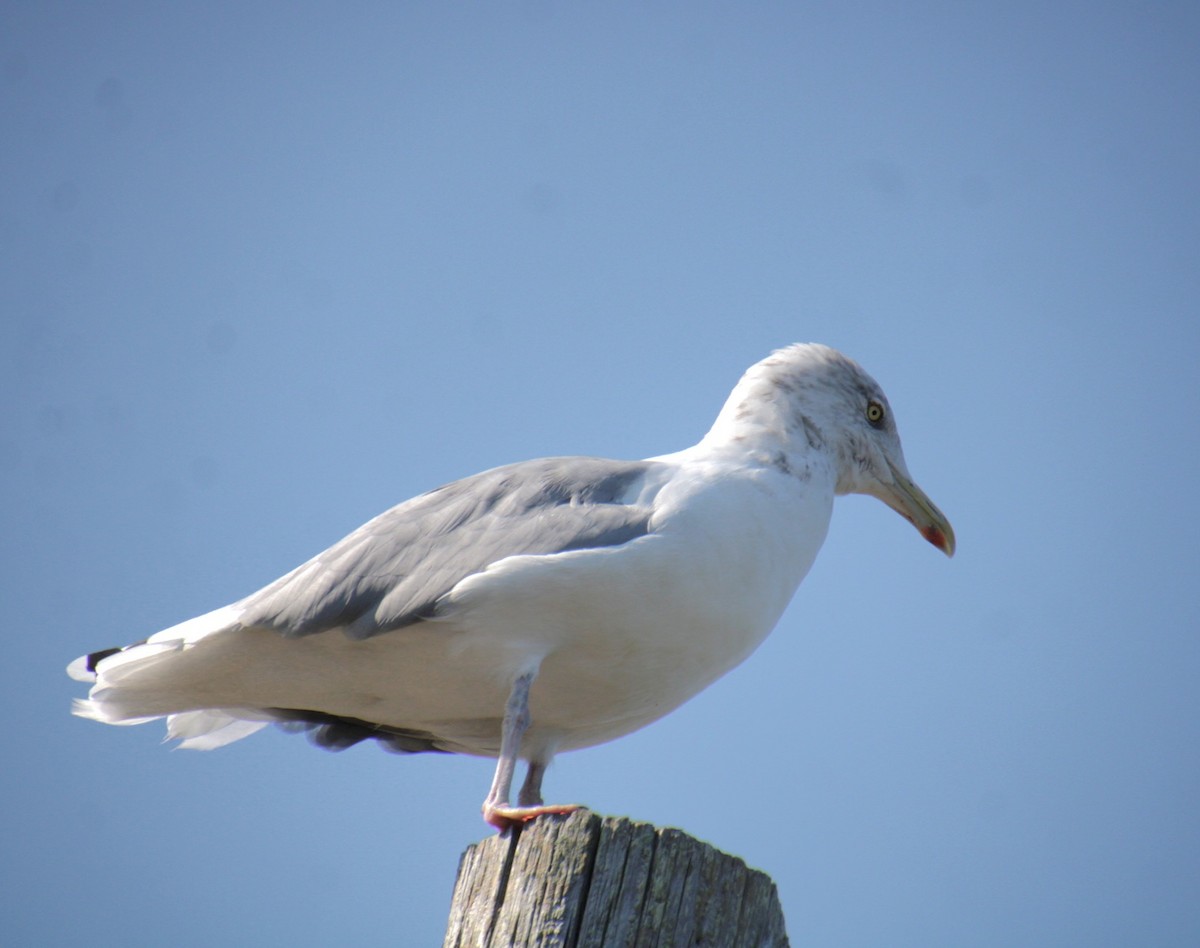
71 696 159 726
67 604 265 748
166 710 271 750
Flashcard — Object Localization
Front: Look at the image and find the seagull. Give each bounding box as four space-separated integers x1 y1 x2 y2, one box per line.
69 343 954 830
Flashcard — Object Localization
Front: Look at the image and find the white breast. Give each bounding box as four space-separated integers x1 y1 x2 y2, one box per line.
432 453 837 753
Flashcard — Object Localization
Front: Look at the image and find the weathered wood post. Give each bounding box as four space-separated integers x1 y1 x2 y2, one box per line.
443 809 789 947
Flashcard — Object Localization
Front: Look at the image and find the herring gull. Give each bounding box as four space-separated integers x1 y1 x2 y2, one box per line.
68 343 954 829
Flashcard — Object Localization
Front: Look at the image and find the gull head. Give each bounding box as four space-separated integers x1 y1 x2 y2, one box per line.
710 342 956 557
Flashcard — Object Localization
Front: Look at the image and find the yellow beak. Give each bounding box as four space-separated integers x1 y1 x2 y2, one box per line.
881 461 956 557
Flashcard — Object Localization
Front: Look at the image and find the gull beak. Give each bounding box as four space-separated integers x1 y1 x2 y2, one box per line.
880 460 956 557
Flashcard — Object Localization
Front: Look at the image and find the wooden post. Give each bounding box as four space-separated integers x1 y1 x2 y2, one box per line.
443 809 789 947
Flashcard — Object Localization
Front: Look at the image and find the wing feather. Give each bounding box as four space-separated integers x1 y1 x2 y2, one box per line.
235 457 657 639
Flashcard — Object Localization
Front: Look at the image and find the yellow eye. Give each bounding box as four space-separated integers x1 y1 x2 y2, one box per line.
866 400 885 426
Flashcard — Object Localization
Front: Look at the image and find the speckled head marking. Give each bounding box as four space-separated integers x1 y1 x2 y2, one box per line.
705 343 893 460
700 343 952 555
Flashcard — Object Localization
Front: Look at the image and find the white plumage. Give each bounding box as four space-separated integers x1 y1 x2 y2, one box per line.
69 343 954 828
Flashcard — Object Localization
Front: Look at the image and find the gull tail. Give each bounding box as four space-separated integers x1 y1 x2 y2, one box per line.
67 605 270 750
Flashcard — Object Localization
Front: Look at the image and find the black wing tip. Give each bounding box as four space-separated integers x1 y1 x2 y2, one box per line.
269 709 449 754
85 647 124 673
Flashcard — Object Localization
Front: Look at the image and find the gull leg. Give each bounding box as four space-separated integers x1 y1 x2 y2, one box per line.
517 760 547 807
481 671 580 832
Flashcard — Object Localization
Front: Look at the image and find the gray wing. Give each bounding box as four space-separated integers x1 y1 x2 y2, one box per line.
236 457 658 639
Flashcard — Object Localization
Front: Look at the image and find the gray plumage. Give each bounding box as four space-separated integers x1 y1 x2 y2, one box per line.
236 457 658 639
272 709 448 753
69 343 955 830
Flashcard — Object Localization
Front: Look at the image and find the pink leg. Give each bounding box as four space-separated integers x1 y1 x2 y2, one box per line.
481 671 580 832
518 760 547 807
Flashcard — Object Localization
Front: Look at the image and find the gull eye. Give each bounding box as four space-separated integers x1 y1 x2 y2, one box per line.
866 400 885 427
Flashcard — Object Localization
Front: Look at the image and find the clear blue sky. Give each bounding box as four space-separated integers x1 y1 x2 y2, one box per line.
4 3 1198 945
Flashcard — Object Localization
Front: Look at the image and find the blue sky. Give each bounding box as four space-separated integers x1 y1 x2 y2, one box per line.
3 3 1198 945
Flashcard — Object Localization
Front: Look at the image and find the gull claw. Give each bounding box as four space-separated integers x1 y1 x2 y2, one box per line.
483 802 583 833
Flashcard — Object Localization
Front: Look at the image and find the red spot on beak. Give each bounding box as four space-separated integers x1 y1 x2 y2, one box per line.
923 525 947 551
